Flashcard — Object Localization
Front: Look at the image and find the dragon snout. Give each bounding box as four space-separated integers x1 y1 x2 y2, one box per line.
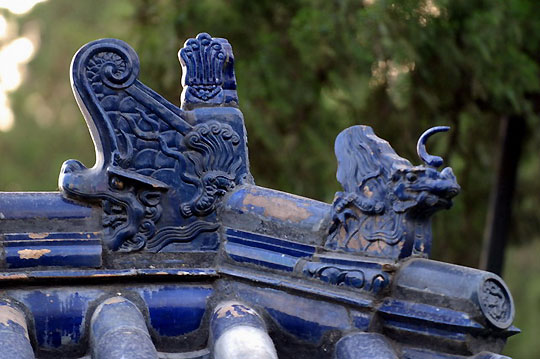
59 159 108 196
447 186 460 198
61 159 87 174
59 159 88 194
434 167 460 199
442 184 460 200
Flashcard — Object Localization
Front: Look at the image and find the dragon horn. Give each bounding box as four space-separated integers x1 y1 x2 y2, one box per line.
416 126 450 167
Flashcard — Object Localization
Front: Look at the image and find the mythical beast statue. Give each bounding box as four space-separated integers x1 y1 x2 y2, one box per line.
327 125 460 259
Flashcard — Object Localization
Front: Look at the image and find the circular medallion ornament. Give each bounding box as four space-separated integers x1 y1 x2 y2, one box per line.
478 277 514 329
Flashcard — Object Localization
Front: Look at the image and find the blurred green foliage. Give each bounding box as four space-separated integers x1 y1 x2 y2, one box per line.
503 240 540 356
0 0 539 354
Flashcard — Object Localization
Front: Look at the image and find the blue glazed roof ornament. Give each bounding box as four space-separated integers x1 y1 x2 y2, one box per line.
60 35 251 252
326 125 460 258
0 33 517 359
179 33 238 108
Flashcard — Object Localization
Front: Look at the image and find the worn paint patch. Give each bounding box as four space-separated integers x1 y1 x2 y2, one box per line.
242 193 311 222
61 335 72 345
92 296 127 319
363 185 373 198
0 305 29 338
215 302 258 319
103 296 127 305
0 273 29 280
28 233 50 239
18 248 51 259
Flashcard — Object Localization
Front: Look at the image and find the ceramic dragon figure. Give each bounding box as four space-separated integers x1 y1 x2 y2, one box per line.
326 125 460 259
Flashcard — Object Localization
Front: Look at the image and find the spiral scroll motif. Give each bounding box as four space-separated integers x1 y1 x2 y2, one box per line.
180 121 244 217
74 39 140 91
64 38 247 252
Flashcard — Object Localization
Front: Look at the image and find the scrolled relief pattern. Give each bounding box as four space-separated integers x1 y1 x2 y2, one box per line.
180 121 244 217
302 262 389 294
86 50 135 91
101 190 162 252
61 37 247 252
179 32 226 102
479 278 513 329
83 49 183 252
94 108 245 252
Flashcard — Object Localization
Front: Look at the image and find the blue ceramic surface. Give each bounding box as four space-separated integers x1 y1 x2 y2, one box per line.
0 33 516 359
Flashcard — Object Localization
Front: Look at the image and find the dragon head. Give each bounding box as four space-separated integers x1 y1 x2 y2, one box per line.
59 159 167 251
327 125 461 259
390 127 460 216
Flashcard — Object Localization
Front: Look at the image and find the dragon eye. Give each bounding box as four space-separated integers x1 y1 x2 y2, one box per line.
110 176 125 190
406 173 417 182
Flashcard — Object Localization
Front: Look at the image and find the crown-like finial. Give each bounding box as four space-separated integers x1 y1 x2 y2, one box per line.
179 33 238 110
